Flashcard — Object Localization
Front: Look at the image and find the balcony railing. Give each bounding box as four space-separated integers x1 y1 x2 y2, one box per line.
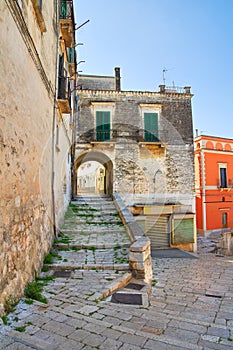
59 0 73 20
159 85 191 94
217 179 233 189
77 129 166 143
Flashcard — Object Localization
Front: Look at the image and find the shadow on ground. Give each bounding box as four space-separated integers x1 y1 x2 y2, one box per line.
151 248 198 259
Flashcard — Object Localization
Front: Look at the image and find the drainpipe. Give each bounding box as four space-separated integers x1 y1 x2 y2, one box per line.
201 150 206 235
51 0 60 238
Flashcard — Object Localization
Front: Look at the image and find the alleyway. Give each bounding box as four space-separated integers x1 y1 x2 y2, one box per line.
1 195 233 349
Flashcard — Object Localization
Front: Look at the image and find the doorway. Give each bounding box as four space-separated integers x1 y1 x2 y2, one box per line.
222 212 228 228
75 151 113 196
77 161 106 194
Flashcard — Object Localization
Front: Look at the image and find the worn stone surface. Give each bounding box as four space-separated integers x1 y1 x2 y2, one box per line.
1 234 233 350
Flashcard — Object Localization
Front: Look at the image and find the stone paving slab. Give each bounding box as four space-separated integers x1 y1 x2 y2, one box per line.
1 193 233 350
2 247 233 349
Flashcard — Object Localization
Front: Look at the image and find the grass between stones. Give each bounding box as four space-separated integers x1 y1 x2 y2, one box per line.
24 275 56 304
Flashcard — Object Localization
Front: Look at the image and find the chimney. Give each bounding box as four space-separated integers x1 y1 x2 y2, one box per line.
115 67 121 91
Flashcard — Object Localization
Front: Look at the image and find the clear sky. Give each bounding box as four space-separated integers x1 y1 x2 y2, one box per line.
74 0 233 139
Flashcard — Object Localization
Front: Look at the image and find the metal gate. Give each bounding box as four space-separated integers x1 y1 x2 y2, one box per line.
145 215 170 249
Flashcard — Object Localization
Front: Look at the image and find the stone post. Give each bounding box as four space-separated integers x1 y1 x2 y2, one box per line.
129 236 153 283
159 84 165 93
184 86 191 94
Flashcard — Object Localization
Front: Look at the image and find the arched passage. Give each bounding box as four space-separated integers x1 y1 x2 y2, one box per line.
74 151 113 195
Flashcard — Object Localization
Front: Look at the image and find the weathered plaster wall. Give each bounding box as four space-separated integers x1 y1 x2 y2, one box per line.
0 1 57 313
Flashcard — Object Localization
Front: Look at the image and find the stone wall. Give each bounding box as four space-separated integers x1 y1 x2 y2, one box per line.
0 1 58 314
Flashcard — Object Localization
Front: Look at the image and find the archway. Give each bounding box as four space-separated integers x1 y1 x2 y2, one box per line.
74 151 113 195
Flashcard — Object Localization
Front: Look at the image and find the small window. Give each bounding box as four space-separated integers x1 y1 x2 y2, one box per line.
222 213 228 228
144 113 158 142
96 111 110 141
220 167 227 188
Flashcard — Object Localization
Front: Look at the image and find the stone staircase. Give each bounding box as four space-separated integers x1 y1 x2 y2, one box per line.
45 194 132 271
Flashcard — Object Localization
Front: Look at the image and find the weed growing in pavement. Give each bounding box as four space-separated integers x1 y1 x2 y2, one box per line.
24 281 47 304
152 279 157 286
89 246 96 252
71 246 80 251
57 246 70 251
15 326 26 332
43 251 62 264
1 315 8 325
24 299 34 305
41 266 49 272
4 295 18 314
36 275 56 283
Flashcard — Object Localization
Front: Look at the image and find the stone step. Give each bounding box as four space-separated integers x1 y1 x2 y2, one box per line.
62 216 122 226
54 242 131 249
71 203 117 209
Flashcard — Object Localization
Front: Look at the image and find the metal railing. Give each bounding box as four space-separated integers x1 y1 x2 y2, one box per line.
77 129 165 143
59 0 73 20
217 179 233 189
165 86 185 93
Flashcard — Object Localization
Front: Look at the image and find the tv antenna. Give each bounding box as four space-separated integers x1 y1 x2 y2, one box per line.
162 67 174 85
162 68 168 85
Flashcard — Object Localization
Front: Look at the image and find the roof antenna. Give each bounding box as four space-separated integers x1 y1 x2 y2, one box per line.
162 67 168 85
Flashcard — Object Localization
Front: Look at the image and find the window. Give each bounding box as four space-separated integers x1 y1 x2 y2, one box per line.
144 113 158 142
38 0 42 10
222 213 228 228
60 0 68 19
91 102 115 142
139 104 162 143
219 164 227 188
96 111 110 141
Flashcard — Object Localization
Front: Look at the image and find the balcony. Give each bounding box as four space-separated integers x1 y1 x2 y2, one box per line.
217 179 233 191
57 76 71 114
59 0 75 47
77 129 166 145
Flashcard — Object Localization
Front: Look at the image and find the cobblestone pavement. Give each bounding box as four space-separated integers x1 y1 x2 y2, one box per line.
1 196 233 349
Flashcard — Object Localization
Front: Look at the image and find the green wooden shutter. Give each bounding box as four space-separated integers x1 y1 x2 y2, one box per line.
144 113 158 142
60 1 67 19
172 218 194 244
67 48 74 63
96 111 110 141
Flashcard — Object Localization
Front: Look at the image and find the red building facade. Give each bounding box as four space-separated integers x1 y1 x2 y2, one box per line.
195 135 233 236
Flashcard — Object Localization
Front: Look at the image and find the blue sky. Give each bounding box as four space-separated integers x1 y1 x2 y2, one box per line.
75 0 233 139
